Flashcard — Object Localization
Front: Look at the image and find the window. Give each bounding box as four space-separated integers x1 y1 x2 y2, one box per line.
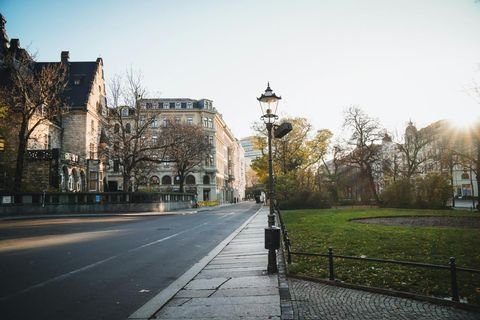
91 120 95 134
113 160 120 172
187 102 193 109
186 175 196 185
205 155 214 166
121 108 129 117
114 123 120 134
151 117 158 128
89 171 98 180
163 118 168 127
203 118 208 127
175 102 181 109
461 172 470 180
169 102 175 109
89 143 95 159
175 117 181 124
162 175 172 185
187 117 193 125
140 116 146 127
181 102 187 109
74 78 81 85
163 102 169 109
88 171 98 190
152 136 158 145
208 135 214 146
203 175 210 185
0 137 5 151
125 123 131 133
208 118 213 128
146 102 153 109
150 176 160 185
43 134 48 149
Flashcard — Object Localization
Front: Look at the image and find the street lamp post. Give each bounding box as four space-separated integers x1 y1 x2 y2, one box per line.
258 83 281 274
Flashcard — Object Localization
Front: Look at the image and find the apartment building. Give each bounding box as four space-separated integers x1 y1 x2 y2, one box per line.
106 98 246 202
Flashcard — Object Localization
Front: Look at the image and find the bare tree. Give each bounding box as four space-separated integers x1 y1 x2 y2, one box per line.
320 144 345 203
161 119 213 193
397 122 432 179
0 48 68 191
342 106 384 203
107 69 169 191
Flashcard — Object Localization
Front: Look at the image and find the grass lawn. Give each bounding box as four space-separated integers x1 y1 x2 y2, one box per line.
282 207 480 305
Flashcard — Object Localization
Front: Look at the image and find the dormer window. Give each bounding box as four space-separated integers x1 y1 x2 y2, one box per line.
121 108 129 117
187 102 193 109
175 102 181 109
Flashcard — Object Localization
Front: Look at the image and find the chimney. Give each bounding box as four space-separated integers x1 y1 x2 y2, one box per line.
10 38 19 50
61 51 69 63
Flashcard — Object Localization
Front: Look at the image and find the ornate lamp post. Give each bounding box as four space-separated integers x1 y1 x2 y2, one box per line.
258 82 281 274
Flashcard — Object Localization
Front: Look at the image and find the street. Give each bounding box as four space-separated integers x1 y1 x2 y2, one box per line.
0 202 261 320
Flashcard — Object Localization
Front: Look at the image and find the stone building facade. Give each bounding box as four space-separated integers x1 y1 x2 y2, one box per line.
107 98 246 202
0 15 108 192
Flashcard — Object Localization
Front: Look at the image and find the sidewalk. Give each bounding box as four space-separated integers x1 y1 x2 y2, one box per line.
129 206 281 320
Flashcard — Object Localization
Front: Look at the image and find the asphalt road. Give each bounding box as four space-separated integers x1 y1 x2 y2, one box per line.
0 202 261 320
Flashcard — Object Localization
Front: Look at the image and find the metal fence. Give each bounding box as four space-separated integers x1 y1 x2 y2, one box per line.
275 205 480 303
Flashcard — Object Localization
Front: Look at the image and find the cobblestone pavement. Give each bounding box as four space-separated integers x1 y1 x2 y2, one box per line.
289 278 480 320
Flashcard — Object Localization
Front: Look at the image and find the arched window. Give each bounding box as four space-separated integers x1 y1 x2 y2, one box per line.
186 175 196 185
114 123 120 134
150 176 160 185
203 175 210 185
125 123 131 133
162 175 172 185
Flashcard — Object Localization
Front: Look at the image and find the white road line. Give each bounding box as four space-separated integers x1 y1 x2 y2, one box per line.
0 222 210 302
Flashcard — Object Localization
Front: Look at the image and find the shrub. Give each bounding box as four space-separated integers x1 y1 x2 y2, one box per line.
380 173 452 209
278 191 331 210
380 178 414 208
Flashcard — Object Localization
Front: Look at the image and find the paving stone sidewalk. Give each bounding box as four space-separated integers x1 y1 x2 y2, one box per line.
151 207 281 319
289 278 480 320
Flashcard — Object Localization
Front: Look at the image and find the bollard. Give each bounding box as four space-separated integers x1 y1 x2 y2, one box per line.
328 247 335 281
449 257 460 302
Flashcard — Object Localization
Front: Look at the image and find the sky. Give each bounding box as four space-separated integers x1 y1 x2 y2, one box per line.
2 0 480 140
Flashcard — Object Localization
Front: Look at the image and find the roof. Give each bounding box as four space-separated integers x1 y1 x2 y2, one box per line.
36 61 99 109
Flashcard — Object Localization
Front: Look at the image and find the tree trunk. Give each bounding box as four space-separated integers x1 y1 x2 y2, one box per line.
123 171 131 192
13 123 28 192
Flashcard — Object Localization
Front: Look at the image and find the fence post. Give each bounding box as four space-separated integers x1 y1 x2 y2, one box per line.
328 247 335 281
449 257 460 302
285 230 292 264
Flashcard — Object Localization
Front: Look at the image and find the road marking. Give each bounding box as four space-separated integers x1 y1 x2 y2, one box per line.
0 222 209 302
128 222 208 252
128 207 263 320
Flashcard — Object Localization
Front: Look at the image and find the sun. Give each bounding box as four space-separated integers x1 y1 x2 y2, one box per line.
447 114 480 131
